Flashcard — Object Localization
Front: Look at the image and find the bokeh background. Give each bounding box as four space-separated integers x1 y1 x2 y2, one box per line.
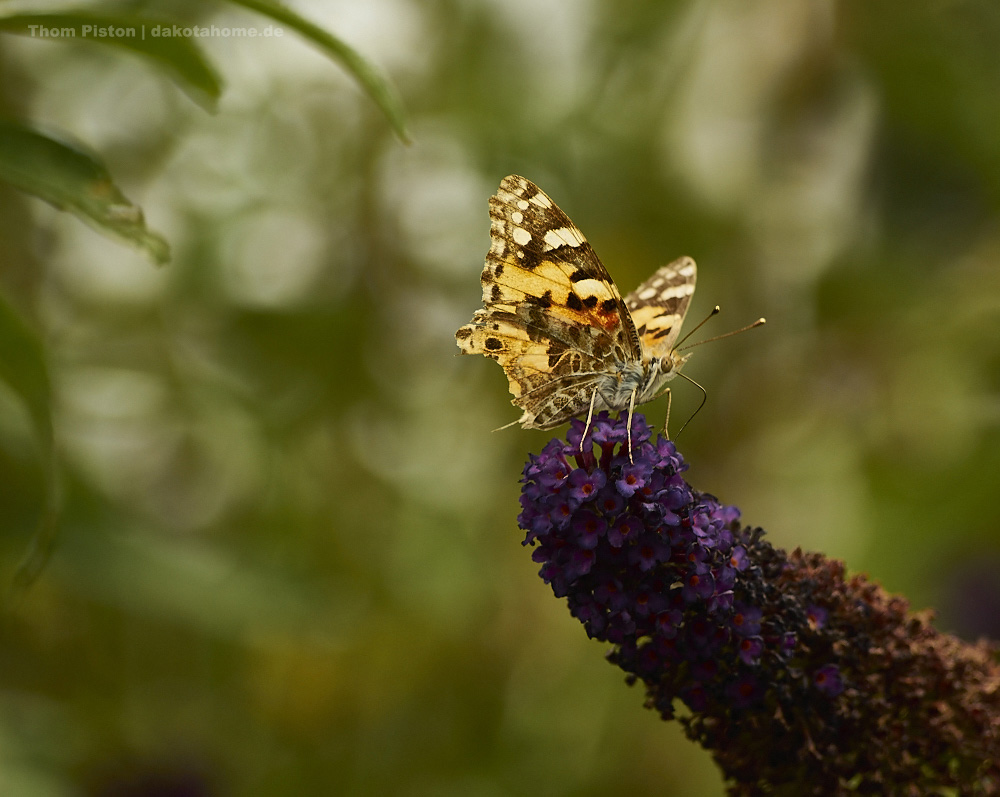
2 1 999 794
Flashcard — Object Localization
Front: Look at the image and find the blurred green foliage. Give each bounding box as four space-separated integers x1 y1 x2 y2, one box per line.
0 1 998 795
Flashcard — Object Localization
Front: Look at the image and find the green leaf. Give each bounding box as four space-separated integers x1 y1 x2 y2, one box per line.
0 295 51 451
0 294 60 603
226 0 410 142
0 120 170 264
0 13 222 109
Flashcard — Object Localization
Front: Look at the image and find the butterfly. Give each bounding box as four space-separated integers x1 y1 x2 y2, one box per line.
456 174 721 446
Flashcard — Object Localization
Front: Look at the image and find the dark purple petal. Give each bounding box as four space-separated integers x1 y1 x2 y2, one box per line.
571 510 607 549
726 674 761 708
807 605 829 630
614 458 652 497
732 604 763 637
738 636 765 665
813 664 844 697
568 467 607 503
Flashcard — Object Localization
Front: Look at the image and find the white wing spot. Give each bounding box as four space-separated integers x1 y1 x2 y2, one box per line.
638 287 658 300
543 226 585 251
529 193 552 209
516 199 529 210
657 284 695 300
512 227 532 246
570 277 615 300
511 211 523 224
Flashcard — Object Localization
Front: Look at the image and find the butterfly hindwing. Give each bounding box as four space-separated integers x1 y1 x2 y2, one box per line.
624 256 697 358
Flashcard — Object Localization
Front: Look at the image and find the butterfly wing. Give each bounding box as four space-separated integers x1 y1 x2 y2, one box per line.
455 175 641 429
624 256 697 358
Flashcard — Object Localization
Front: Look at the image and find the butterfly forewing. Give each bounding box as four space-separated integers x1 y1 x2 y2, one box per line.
482 176 639 356
456 175 643 428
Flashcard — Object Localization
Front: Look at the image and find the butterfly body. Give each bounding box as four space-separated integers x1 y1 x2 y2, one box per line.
456 175 698 431
589 351 688 421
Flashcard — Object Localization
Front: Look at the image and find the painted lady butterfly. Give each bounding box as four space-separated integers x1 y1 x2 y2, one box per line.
456 175 748 440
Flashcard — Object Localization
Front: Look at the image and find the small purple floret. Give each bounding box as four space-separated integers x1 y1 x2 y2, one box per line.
813 664 845 696
568 467 606 503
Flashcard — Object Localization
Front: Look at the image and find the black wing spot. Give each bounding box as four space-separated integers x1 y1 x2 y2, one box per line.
600 298 616 313
652 326 673 340
566 293 583 311
484 337 503 350
530 291 553 309
636 325 647 336
547 351 561 368
490 285 501 302
582 295 598 309
455 327 471 340
569 270 588 282
494 263 504 277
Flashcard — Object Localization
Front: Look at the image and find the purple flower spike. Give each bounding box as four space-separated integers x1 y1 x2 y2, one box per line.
514 410 1000 795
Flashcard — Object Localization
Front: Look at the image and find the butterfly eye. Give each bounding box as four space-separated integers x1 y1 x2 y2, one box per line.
660 356 675 373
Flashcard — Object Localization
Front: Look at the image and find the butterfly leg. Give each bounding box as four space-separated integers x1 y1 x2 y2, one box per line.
625 387 637 464
674 371 708 438
640 383 674 440
581 387 598 453
662 387 672 441
493 418 523 432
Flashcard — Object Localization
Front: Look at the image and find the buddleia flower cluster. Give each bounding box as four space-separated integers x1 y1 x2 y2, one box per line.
516 411 1000 795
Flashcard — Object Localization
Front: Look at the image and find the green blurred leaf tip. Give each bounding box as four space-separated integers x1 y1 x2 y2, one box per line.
0 121 170 264
228 0 410 142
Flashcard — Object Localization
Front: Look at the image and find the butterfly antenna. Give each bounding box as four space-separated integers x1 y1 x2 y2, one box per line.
673 372 707 438
674 305 720 349
679 316 766 351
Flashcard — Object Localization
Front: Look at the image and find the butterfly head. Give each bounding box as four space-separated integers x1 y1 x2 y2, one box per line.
651 349 690 379
637 350 690 403
666 349 691 373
